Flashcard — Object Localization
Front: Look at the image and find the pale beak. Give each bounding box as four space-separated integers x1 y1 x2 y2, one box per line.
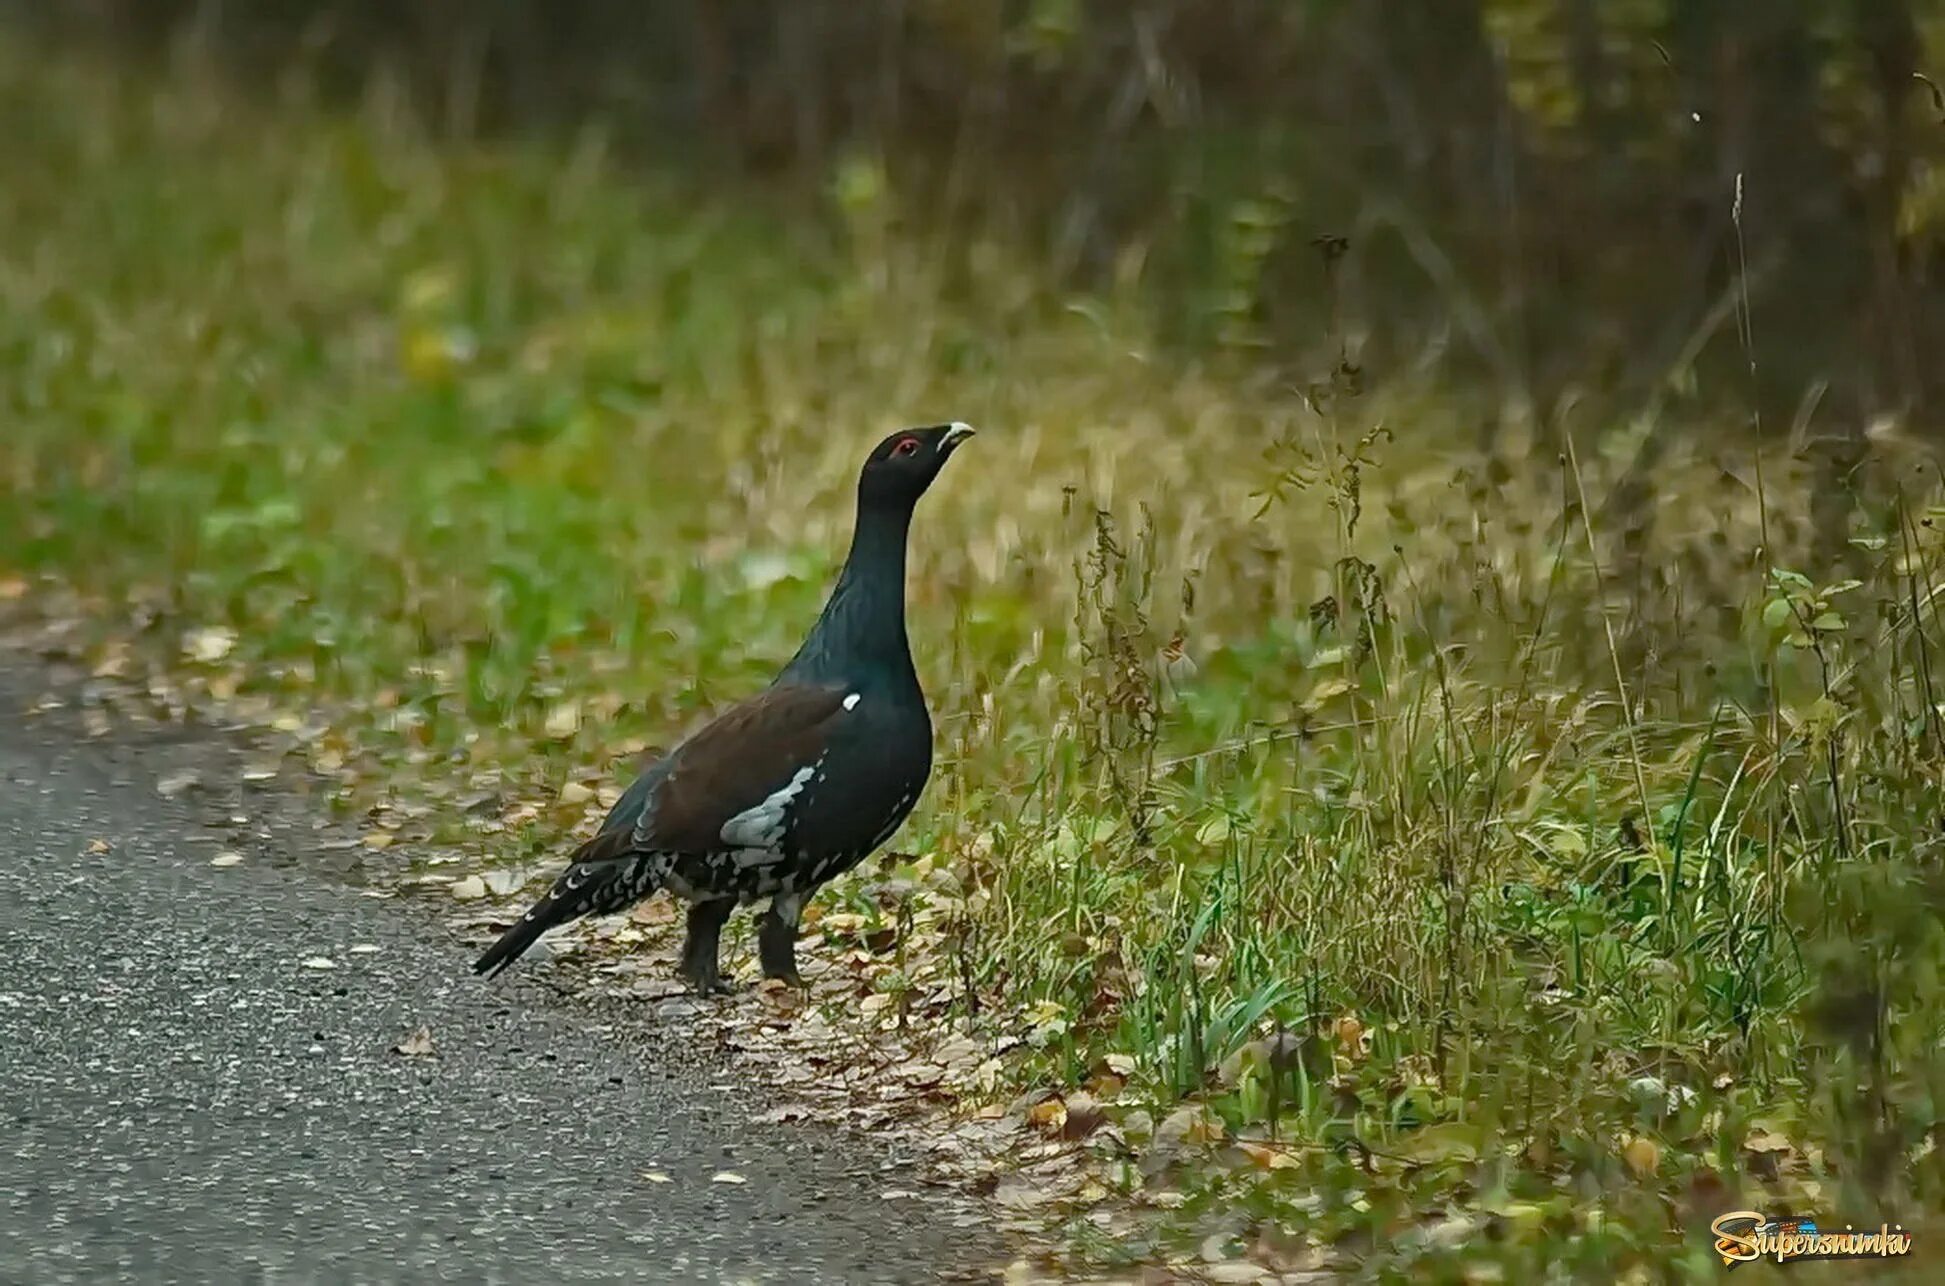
939 421 977 453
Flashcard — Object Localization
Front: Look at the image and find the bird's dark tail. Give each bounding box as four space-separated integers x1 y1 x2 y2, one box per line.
473 828 649 979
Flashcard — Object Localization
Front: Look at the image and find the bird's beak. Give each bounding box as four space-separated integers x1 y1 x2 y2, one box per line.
939 422 977 453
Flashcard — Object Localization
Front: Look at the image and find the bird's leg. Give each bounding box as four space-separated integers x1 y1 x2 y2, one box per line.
676 898 738 995
758 892 807 988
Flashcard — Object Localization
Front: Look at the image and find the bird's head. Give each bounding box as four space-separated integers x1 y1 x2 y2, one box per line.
857 422 976 511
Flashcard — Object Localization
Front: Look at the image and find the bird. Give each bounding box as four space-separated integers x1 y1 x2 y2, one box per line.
474 422 975 994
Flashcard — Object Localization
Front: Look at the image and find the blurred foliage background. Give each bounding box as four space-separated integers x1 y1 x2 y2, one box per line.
16 0 1945 427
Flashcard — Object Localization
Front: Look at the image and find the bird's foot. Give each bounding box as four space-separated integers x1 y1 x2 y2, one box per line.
677 898 738 997
756 904 805 991
675 961 739 997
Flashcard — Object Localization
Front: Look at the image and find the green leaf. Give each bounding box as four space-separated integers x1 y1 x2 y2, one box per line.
1195 814 1235 845
1761 598 1793 631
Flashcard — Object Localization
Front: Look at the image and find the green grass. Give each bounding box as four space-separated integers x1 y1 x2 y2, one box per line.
5 37 1945 1280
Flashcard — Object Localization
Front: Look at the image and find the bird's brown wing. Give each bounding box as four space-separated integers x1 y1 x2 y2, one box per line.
627 682 851 855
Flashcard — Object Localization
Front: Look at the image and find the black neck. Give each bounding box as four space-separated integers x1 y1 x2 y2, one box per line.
779 501 917 688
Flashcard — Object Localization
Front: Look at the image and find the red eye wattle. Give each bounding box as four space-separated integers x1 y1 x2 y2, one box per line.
892 437 920 457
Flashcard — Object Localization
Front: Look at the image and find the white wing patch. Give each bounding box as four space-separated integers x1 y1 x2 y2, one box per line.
719 763 818 858
842 692 861 711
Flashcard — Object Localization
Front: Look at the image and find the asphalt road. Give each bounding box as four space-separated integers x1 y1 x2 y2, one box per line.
0 652 995 1284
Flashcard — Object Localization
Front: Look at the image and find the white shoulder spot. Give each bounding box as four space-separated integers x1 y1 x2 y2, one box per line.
719 763 818 853
842 692 862 711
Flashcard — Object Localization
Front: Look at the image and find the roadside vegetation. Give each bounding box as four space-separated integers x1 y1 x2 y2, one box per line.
4 37 1942 1280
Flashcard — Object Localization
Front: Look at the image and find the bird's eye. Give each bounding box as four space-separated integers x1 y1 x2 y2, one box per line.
892 437 920 457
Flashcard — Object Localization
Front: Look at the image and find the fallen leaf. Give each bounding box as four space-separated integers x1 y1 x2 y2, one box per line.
301 956 337 970
449 876 488 901
209 851 244 868
1084 1067 1126 1098
181 626 237 663
0 575 26 601
899 1061 947 1088
629 899 676 926
559 780 594 805
1026 1099 1068 1135
994 1176 1054 1210
91 641 130 678
1155 1105 1225 1150
544 702 582 739
933 1033 983 1070
1741 1127 1794 1180
394 1025 436 1057
710 1171 747 1185
1623 1135 1661 1178
1236 1140 1301 1171
155 769 202 799
756 980 805 1015
86 838 111 855
1071 1177 1110 1205
361 832 395 850
1024 999 1067 1027
641 1170 671 1184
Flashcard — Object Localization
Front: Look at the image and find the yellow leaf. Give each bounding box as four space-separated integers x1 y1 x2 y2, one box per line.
1026 1098 1068 1135
1237 1141 1300 1171
181 626 237 664
1025 999 1068 1027
1195 815 1234 845
1305 677 1354 709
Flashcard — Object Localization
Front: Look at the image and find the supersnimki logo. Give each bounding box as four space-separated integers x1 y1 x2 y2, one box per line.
1710 1210 1913 1267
